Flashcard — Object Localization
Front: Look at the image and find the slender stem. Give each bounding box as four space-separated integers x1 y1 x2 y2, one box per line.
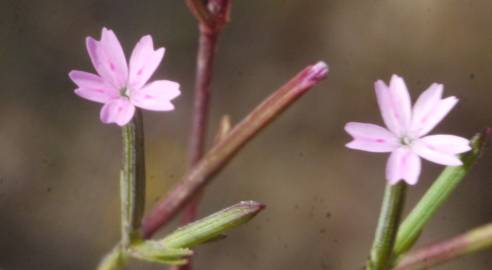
180 27 219 229
178 5 225 270
185 0 212 27
367 182 407 270
393 223 492 270
394 128 491 256
120 110 146 246
141 62 329 238
187 28 218 167
97 245 127 270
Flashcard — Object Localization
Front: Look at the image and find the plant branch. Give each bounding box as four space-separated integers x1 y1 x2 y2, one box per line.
367 182 407 270
141 61 329 238
394 128 491 256
393 223 492 270
179 2 231 268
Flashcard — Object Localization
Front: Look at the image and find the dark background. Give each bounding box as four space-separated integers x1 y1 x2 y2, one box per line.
0 0 491 269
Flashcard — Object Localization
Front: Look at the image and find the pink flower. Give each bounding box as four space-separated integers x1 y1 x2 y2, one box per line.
345 75 471 185
69 27 180 126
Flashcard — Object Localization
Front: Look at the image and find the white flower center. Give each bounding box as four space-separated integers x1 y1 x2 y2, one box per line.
401 135 413 146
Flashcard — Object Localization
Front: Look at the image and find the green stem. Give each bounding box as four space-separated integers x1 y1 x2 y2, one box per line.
97 245 127 270
394 129 490 256
393 223 492 270
368 182 407 270
120 110 146 246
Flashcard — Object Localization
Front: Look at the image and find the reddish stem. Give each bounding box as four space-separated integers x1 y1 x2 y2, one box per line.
187 28 218 167
141 62 329 238
173 2 231 270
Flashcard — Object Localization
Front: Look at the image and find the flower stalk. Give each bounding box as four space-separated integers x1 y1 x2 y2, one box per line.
141 61 329 238
394 128 491 256
393 223 492 270
367 182 407 270
120 110 146 246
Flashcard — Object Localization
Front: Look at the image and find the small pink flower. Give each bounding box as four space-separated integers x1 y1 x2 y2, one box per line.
345 75 471 185
69 27 180 126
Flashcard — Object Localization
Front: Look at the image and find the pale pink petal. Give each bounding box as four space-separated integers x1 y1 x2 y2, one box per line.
412 96 458 137
412 137 463 166
69 70 118 103
130 80 180 111
345 122 400 153
100 98 135 126
128 35 165 89
375 75 412 136
386 147 421 185
411 83 443 135
418 135 471 154
86 28 128 89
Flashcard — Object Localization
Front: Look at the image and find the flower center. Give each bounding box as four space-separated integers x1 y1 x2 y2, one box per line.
119 87 130 97
401 136 413 146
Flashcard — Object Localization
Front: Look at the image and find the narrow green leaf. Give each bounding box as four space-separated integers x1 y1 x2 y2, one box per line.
162 201 265 248
129 240 193 265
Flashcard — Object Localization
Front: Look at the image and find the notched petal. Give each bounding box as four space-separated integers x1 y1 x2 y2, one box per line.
130 80 180 111
386 147 421 185
129 35 166 89
412 138 463 166
344 122 399 153
100 98 136 126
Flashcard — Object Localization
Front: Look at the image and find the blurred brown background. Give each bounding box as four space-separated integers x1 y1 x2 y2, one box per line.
0 0 491 269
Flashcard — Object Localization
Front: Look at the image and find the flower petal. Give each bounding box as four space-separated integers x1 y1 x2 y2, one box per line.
345 122 400 152
412 95 458 137
130 80 180 111
412 136 464 166
128 35 165 89
375 75 412 136
69 70 118 103
411 83 443 135
386 147 421 185
100 98 135 126
86 28 128 89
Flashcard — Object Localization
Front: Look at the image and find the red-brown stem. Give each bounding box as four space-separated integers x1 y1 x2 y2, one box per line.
187 28 218 167
393 223 492 270
141 62 329 238
179 3 226 267
175 2 230 270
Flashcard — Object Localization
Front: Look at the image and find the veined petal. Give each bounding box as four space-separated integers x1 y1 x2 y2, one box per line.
375 75 412 136
69 70 118 103
100 98 135 126
386 147 421 185
86 28 128 89
129 35 165 89
412 137 463 166
411 83 443 134
345 122 399 153
130 80 180 111
412 96 458 137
